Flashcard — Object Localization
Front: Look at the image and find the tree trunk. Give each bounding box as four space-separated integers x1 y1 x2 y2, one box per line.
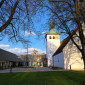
82 45 85 71
83 60 85 71
82 55 85 71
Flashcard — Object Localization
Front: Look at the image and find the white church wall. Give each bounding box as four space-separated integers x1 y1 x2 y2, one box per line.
53 52 64 68
46 35 60 66
63 40 84 70
51 22 85 69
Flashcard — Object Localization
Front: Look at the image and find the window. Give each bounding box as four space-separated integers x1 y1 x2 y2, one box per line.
49 36 51 39
58 59 59 62
53 36 55 39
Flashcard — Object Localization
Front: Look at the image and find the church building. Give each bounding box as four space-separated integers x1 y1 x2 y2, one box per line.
46 17 85 70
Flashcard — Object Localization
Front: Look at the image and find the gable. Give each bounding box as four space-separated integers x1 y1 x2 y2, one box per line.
53 28 78 56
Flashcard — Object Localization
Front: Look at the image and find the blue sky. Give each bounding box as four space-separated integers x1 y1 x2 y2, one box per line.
0 12 66 55
0 25 65 55
0 33 46 54
0 10 50 54
0 1 67 55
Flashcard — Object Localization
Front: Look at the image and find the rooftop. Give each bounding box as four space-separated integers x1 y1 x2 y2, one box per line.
53 28 78 56
0 49 21 62
47 28 60 35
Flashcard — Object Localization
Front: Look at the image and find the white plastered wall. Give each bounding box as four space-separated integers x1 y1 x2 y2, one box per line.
63 40 84 70
53 52 64 68
62 23 85 70
52 22 85 69
46 35 60 67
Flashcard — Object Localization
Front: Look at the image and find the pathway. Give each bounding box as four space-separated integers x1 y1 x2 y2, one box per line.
0 67 65 73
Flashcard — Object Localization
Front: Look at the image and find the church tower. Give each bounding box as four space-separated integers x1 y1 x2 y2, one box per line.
46 15 60 67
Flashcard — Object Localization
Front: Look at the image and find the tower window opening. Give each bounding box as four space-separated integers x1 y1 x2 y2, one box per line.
53 36 55 39
49 36 51 39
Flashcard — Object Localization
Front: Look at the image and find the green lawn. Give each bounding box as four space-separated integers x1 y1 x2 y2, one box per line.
0 71 85 85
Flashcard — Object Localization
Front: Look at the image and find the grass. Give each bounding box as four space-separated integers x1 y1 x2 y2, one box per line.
0 71 85 85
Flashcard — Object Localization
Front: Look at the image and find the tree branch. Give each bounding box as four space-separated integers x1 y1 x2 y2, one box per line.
0 0 19 32
0 0 5 8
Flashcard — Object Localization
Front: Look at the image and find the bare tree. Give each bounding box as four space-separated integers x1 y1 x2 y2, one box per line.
1 0 85 70
0 0 43 43
48 0 85 70
23 39 32 66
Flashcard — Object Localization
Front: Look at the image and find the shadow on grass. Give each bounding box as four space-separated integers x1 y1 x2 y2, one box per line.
0 71 85 85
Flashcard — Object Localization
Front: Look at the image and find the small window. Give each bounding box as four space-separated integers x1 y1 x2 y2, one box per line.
58 59 59 62
49 36 51 39
53 36 55 39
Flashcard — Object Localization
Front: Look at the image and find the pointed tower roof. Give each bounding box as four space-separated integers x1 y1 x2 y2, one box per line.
47 13 60 35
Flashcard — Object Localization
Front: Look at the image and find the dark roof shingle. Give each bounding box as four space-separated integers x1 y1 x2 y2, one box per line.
0 49 21 62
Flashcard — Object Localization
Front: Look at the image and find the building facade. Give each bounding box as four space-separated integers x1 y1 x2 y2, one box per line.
0 49 22 69
46 17 85 70
18 54 46 67
52 23 85 70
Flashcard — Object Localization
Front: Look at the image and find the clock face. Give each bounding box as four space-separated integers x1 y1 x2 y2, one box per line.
55 35 60 39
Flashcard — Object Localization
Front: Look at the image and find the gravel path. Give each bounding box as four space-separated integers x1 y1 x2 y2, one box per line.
0 67 66 73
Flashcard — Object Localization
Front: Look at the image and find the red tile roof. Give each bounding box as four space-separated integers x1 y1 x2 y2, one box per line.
53 28 78 56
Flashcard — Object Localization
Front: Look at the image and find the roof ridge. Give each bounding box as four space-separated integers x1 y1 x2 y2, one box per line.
53 28 78 56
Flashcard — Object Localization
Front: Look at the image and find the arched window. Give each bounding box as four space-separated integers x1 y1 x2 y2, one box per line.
53 36 55 39
49 36 51 39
